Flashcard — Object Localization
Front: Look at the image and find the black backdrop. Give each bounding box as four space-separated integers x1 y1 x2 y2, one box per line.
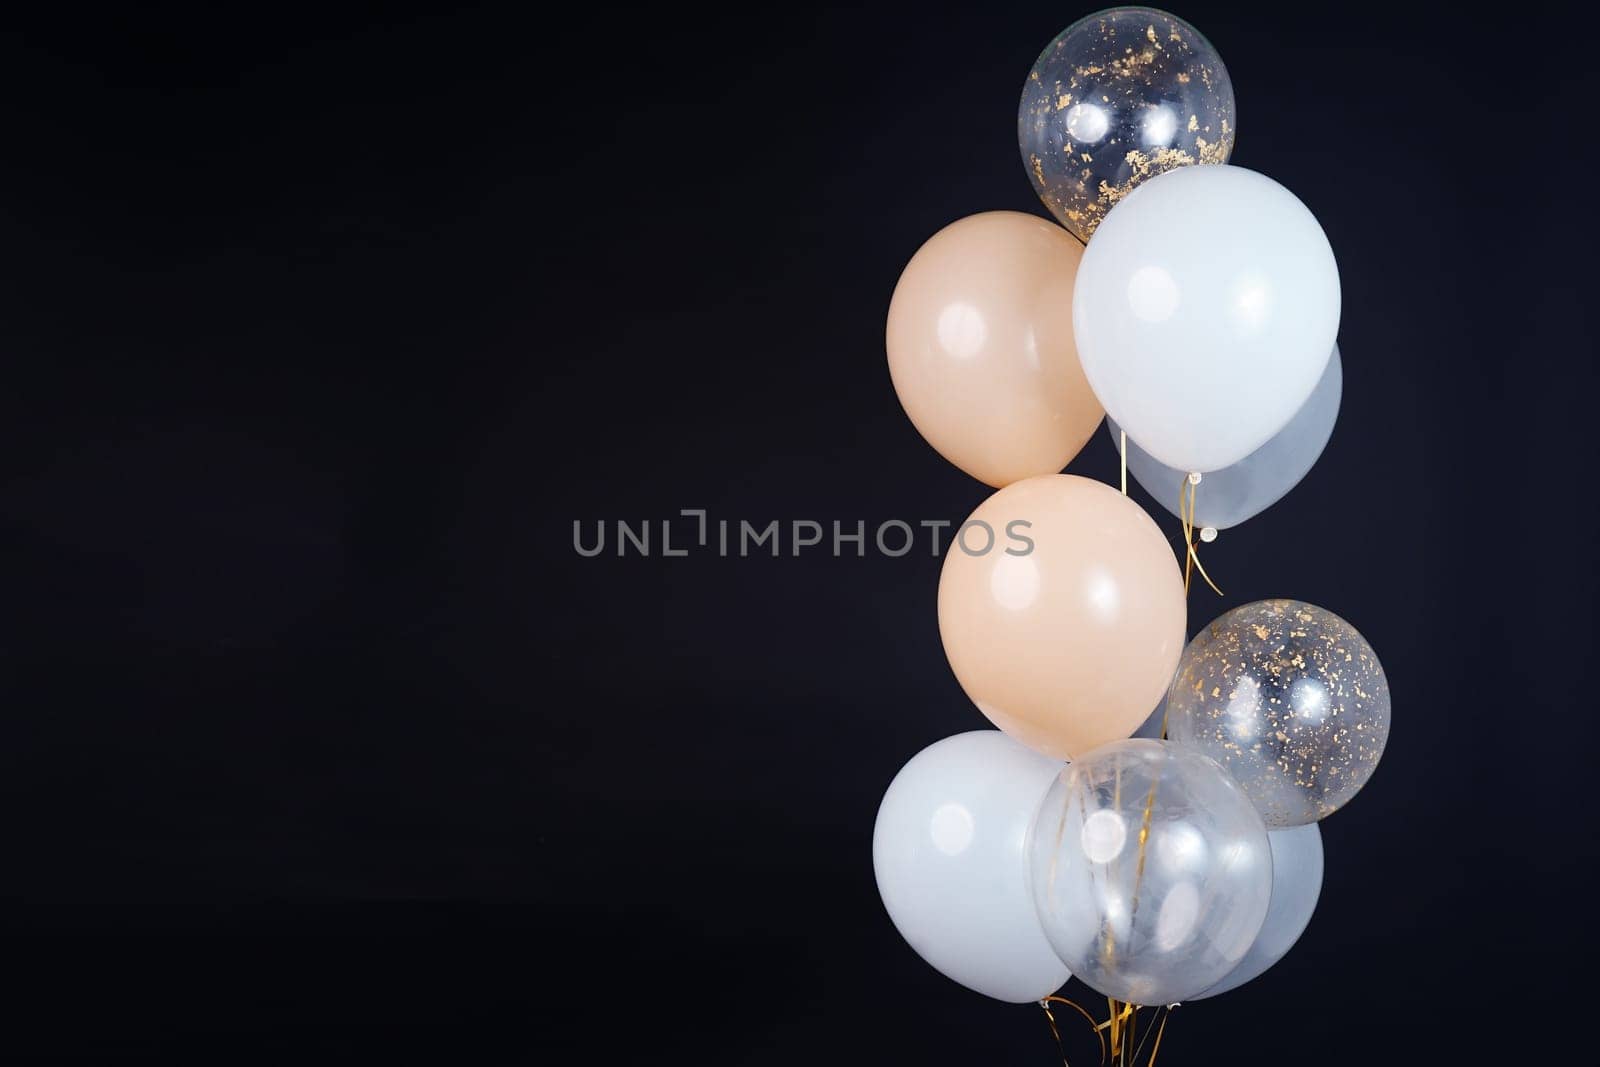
1 2 1595 1062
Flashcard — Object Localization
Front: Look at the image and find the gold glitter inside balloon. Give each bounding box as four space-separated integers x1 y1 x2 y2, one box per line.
1165 600 1390 827
1018 7 1236 242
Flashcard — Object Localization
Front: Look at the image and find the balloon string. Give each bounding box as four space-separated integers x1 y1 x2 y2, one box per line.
1134 1006 1170 1066
1177 478 1223 596
1102 998 1136 1063
1146 1010 1170 1066
1037 996 1167 1067
1109 1002 1170 1067
1039 998 1067 1066
1119 430 1128 496
1040 995 1107 1066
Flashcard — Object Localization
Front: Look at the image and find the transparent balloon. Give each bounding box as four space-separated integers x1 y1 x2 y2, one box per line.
1027 739 1272 1005
1019 6 1235 243
1167 600 1391 827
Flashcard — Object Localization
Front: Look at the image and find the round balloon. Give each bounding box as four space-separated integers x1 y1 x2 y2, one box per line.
873 731 1071 1002
1192 824 1323 998
938 475 1185 760
887 212 1103 487
1166 600 1391 826
1074 165 1340 474
1027 739 1272 1005
1108 345 1343 530
1019 7 1234 242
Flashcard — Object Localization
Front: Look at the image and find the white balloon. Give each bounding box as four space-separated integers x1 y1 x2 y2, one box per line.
1073 165 1340 473
873 731 1070 1002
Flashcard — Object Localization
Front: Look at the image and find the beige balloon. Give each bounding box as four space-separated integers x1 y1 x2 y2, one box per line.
938 475 1186 760
886 212 1102 487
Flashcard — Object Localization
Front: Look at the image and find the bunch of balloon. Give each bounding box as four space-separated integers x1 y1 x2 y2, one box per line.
874 7 1390 1060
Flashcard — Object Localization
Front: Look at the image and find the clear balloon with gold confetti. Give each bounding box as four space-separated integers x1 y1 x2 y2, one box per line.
1019 7 1235 242
1166 600 1391 827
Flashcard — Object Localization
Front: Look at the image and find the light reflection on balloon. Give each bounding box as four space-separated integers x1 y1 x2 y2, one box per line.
930 802 976 856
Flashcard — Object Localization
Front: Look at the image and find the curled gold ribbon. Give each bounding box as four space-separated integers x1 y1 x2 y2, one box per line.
1040 994 1107 1066
1038 995 1171 1067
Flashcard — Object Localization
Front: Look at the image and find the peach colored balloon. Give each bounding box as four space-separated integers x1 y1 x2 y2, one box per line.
938 475 1186 760
886 212 1103 488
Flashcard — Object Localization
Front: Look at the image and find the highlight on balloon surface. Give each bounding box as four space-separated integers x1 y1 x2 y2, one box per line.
873 731 1071 1002
886 211 1103 487
937 474 1186 760
1166 600 1391 827
1073 164 1340 474
1109 344 1343 531
1027 739 1273 1005
1019 6 1235 242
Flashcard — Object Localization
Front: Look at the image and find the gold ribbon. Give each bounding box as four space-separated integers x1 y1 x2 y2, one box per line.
1107 998 1131 1062
1040 994 1106 1066
1120 429 1128 496
1177 476 1222 596
1128 1006 1170 1067
1144 1008 1170 1066
1038 995 1172 1067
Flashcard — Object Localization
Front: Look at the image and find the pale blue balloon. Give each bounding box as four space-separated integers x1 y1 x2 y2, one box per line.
1108 345 1341 530
1191 823 1323 998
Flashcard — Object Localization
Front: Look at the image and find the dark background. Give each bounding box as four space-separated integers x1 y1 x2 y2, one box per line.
1 2 1594 1061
